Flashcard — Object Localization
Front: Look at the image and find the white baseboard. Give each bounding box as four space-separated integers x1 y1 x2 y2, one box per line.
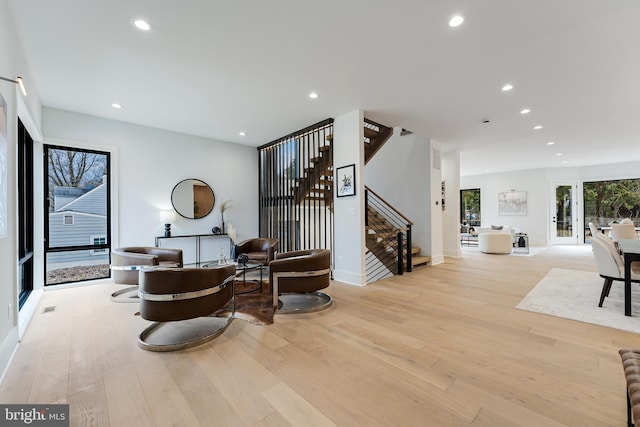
430 254 445 265
0 327 19 387
19 289 43 339
332 269 366 286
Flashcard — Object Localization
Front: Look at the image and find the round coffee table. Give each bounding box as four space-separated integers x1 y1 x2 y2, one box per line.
203 260 264 294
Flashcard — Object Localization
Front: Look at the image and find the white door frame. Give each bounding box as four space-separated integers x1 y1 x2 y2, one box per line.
550 181 579 244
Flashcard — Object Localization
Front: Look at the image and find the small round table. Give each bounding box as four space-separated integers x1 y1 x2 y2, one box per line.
203 260 264 294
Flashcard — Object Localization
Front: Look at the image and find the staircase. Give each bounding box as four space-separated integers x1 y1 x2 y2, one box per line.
283 117 429 282
364 118 394 165
291 118 393 205
363 118 431 282
292 136 333 206
365 186 430 282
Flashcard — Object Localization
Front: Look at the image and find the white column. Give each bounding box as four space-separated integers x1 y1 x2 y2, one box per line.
332 110 366 285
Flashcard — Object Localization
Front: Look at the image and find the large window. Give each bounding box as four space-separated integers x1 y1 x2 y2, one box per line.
460 188 481 226
18 119 33 307
44 145 111 285
583 178 640 242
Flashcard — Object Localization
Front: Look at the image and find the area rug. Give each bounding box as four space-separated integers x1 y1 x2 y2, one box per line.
461 245 546 257
216 293 274 326
511 246 546 257
516 268 640 333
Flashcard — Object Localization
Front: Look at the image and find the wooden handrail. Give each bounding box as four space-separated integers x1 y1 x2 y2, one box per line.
365 185 413 225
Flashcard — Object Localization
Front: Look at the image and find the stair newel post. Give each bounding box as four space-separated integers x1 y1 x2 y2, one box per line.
365 189 369 227
397 231 404 275
406 225 412 273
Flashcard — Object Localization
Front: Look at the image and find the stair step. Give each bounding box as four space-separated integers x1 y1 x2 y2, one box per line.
319 145 331 152
364 127 381 139
411 247 421 256
412 256 431 267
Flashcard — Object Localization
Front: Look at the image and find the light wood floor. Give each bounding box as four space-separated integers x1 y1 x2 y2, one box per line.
1 245 635 426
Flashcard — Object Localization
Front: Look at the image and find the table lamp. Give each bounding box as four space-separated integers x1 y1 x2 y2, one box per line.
160 209 177 237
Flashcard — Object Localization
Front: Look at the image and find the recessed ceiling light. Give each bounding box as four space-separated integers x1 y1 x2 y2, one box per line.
111 103 122 109
520 108 531 114
449 15 464 27
309 92 318 99
131 18 152 31
534 125 543 130
556 153 563 156
562 160 569 164
502 84 513 91
547 141 555 145
238 131 246 136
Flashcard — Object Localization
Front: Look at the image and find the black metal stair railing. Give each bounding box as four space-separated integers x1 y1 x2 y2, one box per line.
365 186 413 282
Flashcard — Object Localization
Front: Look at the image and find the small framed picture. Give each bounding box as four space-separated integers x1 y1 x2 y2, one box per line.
336 164 356 197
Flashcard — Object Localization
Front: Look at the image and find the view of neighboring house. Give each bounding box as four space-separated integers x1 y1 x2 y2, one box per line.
46 181 108 267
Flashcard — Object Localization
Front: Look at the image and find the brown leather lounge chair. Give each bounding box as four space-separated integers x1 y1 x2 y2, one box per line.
235 238 278 265
269 249 332 313
110 246 183 302
137 265 236 351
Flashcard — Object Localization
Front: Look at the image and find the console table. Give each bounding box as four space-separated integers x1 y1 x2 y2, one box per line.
155 233 231 267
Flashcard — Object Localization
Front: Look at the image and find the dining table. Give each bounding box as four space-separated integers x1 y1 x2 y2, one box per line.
618 239 640 316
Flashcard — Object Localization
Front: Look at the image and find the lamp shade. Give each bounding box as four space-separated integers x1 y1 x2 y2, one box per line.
160 209 176 223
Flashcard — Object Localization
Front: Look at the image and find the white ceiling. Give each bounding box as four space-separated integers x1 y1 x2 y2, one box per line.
8 0 640 176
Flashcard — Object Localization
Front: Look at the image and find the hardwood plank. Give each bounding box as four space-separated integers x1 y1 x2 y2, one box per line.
189 344 276 425
261 382 338 427
67 384 110 427
102 363 154 427
129 350 201 427
0 245 632 426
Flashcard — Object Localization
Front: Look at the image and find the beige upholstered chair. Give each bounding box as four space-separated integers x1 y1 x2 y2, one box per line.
591 237 640 307
269 249 332 313
611 223 638 243
235 238 278 265
592 233 621 262
137 265 236 351
588 222 600 239
110 246 183 302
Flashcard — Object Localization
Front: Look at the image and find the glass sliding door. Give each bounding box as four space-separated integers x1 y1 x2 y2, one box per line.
18 119 33 307
584 178 640 242
44 145 111 285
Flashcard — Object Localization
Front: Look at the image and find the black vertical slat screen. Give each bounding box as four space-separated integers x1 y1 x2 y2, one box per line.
257 119 334 255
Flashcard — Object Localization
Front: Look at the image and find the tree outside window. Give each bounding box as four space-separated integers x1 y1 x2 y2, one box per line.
460 188 481 226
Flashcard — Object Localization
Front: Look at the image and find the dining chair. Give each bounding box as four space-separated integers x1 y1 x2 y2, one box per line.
591 236 640 307
611 223 637 243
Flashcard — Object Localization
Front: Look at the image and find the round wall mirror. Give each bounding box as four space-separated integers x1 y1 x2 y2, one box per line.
171 179 215 219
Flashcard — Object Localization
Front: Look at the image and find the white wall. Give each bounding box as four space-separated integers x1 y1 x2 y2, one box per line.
43 108 259 256
461 160 640 246
428 141 444 264
442 150 461 258
333 110 365 285
461 168 549 245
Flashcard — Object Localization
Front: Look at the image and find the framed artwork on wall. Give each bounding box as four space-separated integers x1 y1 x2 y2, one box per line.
336 164 356 197
498 190 527 215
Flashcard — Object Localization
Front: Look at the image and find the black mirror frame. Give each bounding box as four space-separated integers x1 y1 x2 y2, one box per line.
171 178 215 219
